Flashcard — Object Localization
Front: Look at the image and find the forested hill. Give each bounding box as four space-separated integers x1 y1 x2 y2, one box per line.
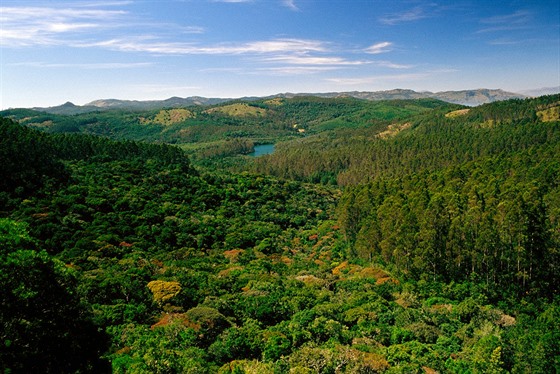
252 95 560 185
0 97 457 149
1 95 559 373
256 94 560 294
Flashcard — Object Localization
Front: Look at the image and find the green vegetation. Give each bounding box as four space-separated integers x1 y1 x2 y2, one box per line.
0 95 558 372
1 96 457 163
143 108 195 126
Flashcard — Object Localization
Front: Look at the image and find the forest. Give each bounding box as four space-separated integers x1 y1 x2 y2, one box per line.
0 94 559 373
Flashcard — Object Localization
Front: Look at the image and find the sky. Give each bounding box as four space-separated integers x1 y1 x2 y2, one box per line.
1 0 559 108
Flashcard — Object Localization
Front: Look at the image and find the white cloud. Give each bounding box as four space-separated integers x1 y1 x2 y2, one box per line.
282 0 299 11
89 37 328 55
364 42 392 54
47 22 99 32
10 61 153 69
477 10 532 33
379 7 426 25
243 39 326 53
480 10 532 25
0 3 204 47
263 55 369 66
372 61 413 69
1 6 126 18
0 5 127 46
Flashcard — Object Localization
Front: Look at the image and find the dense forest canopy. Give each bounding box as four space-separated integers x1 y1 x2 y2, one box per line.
1 95 559 373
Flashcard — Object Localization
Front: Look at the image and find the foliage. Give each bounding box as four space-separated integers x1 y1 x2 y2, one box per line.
147 280 182 304
0 117 67 198
0 95 558 372
0 220 109 373
252 95 560 186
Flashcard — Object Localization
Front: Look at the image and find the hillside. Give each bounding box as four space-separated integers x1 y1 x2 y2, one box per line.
251 94 559 184
1 95 559 373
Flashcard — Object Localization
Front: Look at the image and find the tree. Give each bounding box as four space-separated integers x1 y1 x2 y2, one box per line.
0 232 109 373
0 117 67 197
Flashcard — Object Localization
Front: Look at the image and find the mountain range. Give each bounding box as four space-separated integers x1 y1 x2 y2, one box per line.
31 88 548 115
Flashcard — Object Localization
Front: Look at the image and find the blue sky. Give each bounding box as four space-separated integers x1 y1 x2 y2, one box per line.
1 0 559 108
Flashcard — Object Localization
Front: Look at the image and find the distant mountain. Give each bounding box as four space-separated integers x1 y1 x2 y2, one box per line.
520 86 560 97
86 96 230 110
31 88 525 114
429 89 526 106
284 88 525 106
33 101 102 115
31 96 232 115
275 89 428 101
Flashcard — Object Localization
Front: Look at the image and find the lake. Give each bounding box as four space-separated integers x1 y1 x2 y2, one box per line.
248 143 275 157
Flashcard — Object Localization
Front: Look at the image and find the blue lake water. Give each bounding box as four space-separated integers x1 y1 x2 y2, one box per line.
249 143 275 157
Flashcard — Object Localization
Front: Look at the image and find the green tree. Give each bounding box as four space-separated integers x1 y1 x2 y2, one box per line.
0 220 108 372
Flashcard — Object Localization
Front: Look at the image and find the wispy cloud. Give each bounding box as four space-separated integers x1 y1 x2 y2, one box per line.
76 1 134 7
364 41 393 54
211 0 298 10
210 0 254 3
9 61 153 69
477 10 532 33
488 38 522 46
480 10 532 25
487 37 549 46
241 39 326 53
327 73 430 85
427 68 459 74
89 36 373 73
201 65 336 76
256 66 339 75
372 61 413 69
0 1 411 82
0 3 204 47
0 5 127 46
180 26 206 34
0 6 127 22
199 67 246 73
263 55 369 66
282 0 299 11
127 84 201 94
88 37 328 55
379 6 427 25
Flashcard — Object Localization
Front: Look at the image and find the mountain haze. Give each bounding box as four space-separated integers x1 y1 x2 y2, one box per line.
520 86 560 97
